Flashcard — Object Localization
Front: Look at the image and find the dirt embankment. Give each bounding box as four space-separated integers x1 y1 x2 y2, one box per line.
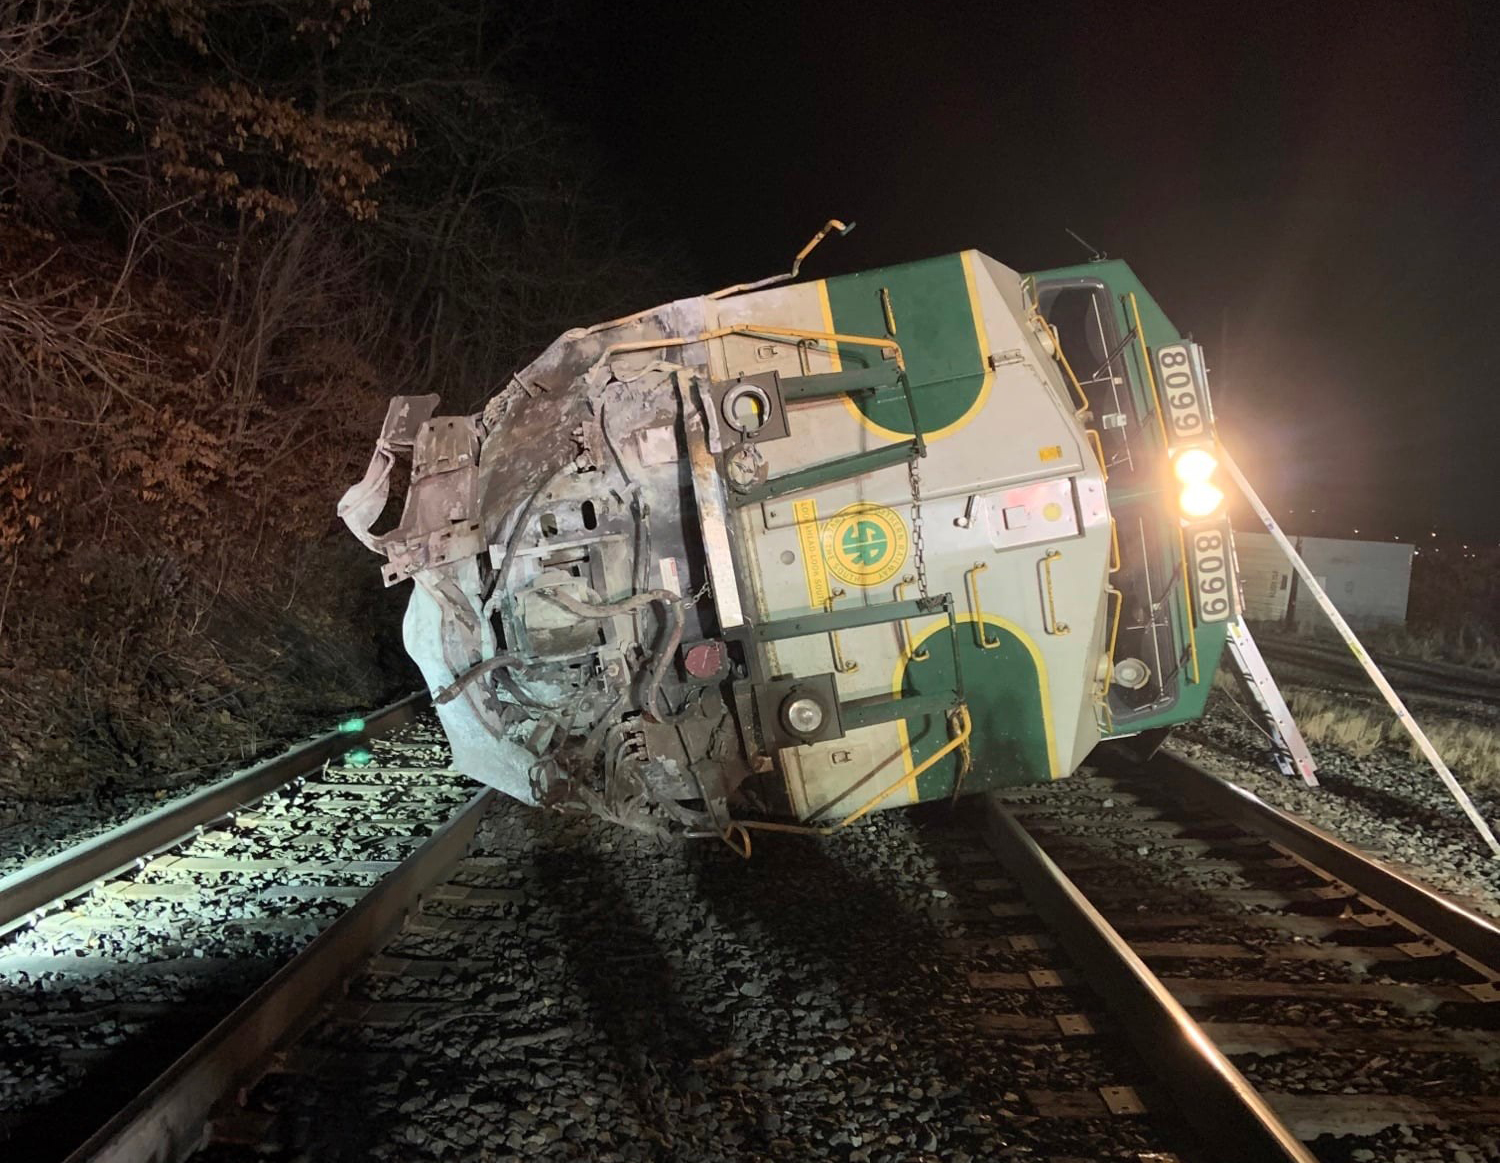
0 218 414 803
0 2 685 809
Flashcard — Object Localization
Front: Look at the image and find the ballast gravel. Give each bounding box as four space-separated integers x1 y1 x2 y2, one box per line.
0 719 467 1157
195 800 1208 1163
1176 686 1500 919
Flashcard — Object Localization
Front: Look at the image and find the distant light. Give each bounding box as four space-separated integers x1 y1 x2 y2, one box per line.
1353 528 1359 534
338 717 366 734
1431 532 1437 537
345 748 374 766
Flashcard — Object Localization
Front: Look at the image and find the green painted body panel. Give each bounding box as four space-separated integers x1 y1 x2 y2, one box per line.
796 253 1229 798
1030 259 1229 735
824 253 985 435
823 253 1052 791
901 624 1051 794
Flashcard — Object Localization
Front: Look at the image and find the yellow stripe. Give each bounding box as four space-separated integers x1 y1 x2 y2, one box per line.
835 249 995 444
792 498 829 608
815 280 844 373
891 612 1060 799
1130 291 1200 686
1176 524 1201 685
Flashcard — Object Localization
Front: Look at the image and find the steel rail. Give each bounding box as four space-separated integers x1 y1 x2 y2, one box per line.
977 794 1318 1163
1256 639 1500 703
0 691 428 938
63 784 496 1163
1147 749 1500 970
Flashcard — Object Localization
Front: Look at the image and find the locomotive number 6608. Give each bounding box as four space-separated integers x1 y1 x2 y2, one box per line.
1155 341 1210 443
1188 523 1235 623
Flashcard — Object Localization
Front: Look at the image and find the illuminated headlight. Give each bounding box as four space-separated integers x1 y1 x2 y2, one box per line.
1172 447 1218 485
1179 481 1225 518
781 694 826 737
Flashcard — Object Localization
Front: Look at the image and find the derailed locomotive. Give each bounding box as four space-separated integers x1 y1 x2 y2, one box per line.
341 225 1236 843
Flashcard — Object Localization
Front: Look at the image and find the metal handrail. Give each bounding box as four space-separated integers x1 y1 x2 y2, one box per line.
1039 549 1070 635
893 576 930 662
964 562 1001 649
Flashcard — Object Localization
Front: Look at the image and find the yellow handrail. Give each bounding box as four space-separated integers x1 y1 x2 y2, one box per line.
1040 549 1070 635
1106 584 1124 665
1176 525 1201 685
964 562 1001 649
1128 292 1171 450
1085 428 1109 482
1050 323 1093 416
1097 584 1124 734
736 704 974 836
893 576 930 662
825 588 858 674
590 322 906 375
1109 516 1121 573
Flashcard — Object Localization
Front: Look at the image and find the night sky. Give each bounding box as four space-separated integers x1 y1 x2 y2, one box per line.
537 1 1500 545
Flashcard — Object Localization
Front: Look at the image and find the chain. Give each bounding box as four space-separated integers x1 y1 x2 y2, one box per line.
907 451 929 600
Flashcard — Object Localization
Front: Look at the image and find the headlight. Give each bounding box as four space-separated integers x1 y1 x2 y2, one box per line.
1179 481 1225 518
1172 447 1218 485
781 694 826 736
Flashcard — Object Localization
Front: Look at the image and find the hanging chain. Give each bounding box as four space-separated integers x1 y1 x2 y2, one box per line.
907 450 929 600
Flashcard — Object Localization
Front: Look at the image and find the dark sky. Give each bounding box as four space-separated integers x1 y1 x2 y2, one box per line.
536 1 1500 544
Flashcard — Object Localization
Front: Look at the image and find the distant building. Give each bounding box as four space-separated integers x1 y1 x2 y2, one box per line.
1234 533 1413 629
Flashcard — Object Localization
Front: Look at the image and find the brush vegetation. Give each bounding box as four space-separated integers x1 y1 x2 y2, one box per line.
0 1 681 799
1214 670 1500 787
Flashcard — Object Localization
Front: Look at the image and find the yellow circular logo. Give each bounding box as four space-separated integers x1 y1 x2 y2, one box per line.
822 503 909 587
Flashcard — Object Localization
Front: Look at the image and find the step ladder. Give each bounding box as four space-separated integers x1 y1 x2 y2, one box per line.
1223 617 1319 786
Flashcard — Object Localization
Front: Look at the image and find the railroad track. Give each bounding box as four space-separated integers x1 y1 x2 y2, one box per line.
992 750 1500 1160
14 745 1500 1161
1256 636 1500 706
0 695 482 1161
99 792 1215 1162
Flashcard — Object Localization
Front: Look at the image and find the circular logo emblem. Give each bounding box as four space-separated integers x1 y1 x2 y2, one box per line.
822 503 909 587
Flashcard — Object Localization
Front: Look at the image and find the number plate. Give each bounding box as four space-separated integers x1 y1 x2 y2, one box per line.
1153 341 1212 447
1187 523 1234 624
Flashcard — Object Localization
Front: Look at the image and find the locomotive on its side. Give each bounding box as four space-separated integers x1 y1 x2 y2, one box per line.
341 226 1235 843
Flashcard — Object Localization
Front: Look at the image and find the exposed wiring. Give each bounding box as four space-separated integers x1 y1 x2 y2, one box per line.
539 587 685 724
434 654 519 705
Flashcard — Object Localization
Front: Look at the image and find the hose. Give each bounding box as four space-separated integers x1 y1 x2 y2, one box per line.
434 654 519 705
483 459 575 618
540 586 684 723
